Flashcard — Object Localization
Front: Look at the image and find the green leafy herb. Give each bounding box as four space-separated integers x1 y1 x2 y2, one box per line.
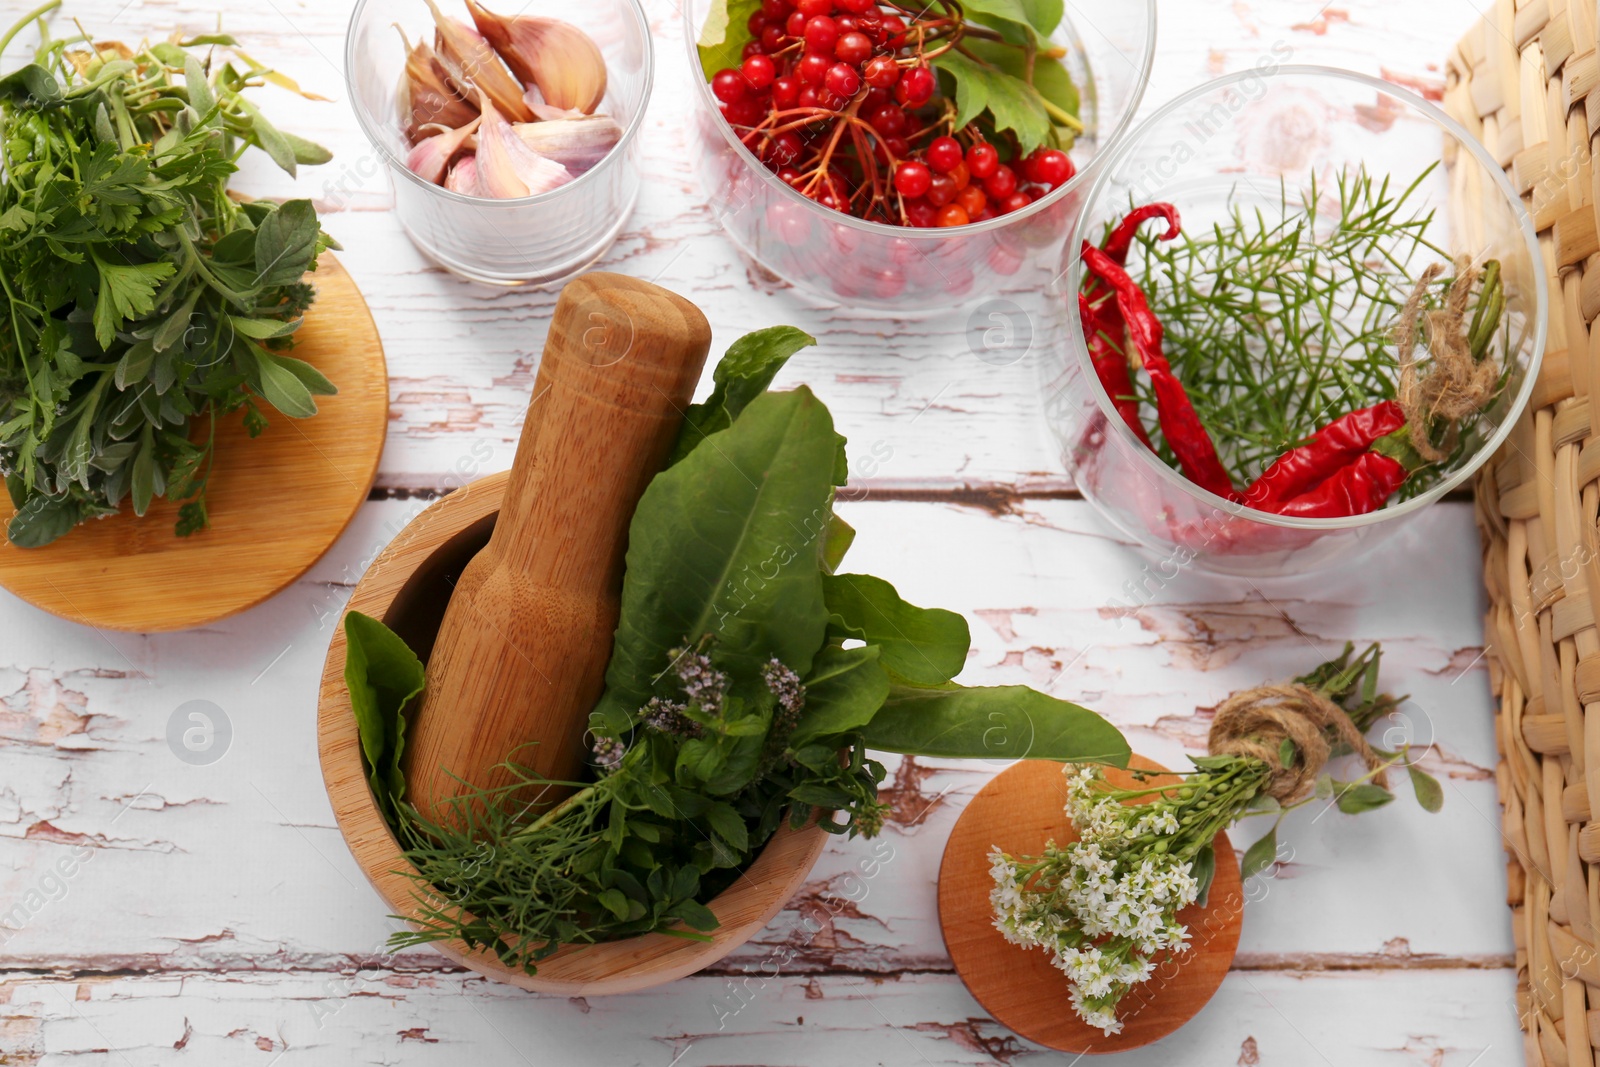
350 327 1131 972
0 8 337 546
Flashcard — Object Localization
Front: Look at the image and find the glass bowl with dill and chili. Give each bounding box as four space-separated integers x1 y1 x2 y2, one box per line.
683 0 1156 311
1044 66 1545 577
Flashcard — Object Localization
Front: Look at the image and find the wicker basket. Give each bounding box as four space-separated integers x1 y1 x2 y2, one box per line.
1447 2 1600 1063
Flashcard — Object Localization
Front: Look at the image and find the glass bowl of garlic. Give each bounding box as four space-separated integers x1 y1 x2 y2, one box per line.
346 0 651 287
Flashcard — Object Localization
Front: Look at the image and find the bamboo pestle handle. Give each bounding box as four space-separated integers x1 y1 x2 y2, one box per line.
403 273 712 824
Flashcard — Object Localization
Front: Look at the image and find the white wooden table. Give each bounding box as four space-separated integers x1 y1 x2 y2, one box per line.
0 0 1522 1063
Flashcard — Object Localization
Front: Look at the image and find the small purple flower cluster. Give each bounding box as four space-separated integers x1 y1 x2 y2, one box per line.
642 696 702 738
674 649 729 716
762 657 805 733
590 735 625 772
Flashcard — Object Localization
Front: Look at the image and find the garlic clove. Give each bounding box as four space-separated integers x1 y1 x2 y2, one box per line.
512 116 622 173
405 115 480 185
400 35 478 135
423 0 534 122
445 153 479 195
524 94 585 122
475 94 573 198
464 0 607 115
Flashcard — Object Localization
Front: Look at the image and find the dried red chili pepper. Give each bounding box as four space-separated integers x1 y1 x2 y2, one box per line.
1243 401 1406 510
1079 292 1152 447
1100 203 1181 266
1270 452 1408 518
1081 243 1240 502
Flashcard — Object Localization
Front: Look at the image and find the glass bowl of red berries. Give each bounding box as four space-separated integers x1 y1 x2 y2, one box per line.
685 0 1157 311
1045 67 1546 577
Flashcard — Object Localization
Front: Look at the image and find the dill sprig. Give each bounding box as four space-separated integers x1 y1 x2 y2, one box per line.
1121 166 1495 497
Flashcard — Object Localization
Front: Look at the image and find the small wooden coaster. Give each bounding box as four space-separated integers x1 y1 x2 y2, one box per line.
938 756 1244 1054
0 253 388 632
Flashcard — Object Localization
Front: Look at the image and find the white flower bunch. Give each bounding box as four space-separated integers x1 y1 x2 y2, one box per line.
988 764 1215 1036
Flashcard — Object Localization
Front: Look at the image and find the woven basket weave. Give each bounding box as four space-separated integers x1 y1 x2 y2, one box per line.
1447 1 1600 1063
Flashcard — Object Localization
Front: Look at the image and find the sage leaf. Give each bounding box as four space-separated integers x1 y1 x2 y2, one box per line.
668 325 816 466
183 55 215 117
282 130 333 166
861 682 1129 764
1407 763 1444 813
593 388 838 729
253 199 320 288
130 424 155 516
821 514 855 573
789 645 891 748
1239 825 1278 881
253 349 320 418
343 611 424 820
824 572 970 686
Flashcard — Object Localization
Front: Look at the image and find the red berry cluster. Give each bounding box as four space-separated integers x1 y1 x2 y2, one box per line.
709 0 1076 228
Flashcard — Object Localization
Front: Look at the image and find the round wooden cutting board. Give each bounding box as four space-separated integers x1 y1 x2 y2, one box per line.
938 756 1244 1054
0 253 387 632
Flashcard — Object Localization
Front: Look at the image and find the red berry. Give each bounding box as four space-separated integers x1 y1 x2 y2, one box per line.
712 68 747 104
904 198 937 227
925 172 957 207
893 160 931 198
824 62 861 98
871 267 906 299
721 97 762 125
873 134 908 165
836 0 872 13
983 164 1017 200
835 31 873 65
761 24 786 50
926 136 962 174
862 86 891 111
966 142 998 179
855 11 882 39
795 0 830 15
742 54 777 90
835 14 859 33
936 203 970 227
815 85 848 110
797 85 822 109
798 52 830 86
785 10 807 35
803 15 837 54
776 165 801 183
956 184 986 217
747 11 768 35
771 75 800 108
1025 148 1074 188
766 130 803 166
760 0 788 17
880 14 907 47
863 55 899 89
972 205 996 223
894 65 933 106
947 159 970 189
868 104 907 137
742 40 766 59
1000 190 1032 213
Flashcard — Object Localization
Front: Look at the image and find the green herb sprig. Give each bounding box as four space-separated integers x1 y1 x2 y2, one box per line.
1123 167 1511 499
0 4 337 546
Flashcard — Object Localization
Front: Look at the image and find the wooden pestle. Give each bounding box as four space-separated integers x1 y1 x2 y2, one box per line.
403 273 712 824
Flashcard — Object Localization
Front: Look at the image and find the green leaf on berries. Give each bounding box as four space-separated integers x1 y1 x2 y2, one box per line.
932 52 1054 155
697 0 761 82
962 0 1056 44
963 40 1080 150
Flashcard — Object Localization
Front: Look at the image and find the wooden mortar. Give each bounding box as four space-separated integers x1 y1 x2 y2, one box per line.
403 272 709 822
317 470 828 993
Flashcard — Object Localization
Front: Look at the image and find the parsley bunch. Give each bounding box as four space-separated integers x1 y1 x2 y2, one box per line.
0 3 337 547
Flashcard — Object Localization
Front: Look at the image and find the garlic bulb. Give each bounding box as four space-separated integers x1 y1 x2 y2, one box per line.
511 116 622 173
464 0 606 115
474 95 572 198
423 0 533 122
